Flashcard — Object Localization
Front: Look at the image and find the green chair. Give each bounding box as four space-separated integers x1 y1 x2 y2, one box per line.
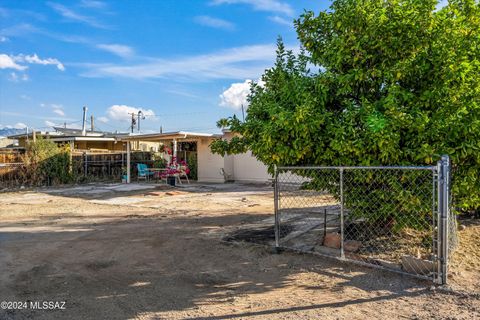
137 163 154 181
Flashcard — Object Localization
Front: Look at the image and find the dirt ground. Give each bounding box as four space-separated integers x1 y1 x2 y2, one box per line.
0 182 478 320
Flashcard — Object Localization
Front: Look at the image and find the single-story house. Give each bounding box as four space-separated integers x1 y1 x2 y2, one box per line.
8 126 271 183
120 130 271 183
7 127 130 154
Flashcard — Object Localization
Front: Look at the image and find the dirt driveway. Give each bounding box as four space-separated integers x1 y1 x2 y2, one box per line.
0 183 478 319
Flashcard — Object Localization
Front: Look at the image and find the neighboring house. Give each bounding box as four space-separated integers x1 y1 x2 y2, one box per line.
7 127 129 154
0 136 17 148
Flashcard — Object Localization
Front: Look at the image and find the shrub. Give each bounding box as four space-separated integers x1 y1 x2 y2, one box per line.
211 0 480 228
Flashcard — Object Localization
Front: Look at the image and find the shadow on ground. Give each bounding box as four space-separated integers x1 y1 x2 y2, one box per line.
0 209 451 320
33 182 273 201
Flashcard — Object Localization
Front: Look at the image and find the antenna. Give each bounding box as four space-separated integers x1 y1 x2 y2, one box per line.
137 111 145 132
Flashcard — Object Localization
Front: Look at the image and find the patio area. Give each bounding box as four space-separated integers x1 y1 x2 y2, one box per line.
120 131 224 184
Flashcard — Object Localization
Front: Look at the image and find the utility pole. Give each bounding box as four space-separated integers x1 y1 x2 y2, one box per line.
129 113 137 133
90 115 94 132
241 104 245 122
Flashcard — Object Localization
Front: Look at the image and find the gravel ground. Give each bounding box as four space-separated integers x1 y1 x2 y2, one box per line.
0 183 478 319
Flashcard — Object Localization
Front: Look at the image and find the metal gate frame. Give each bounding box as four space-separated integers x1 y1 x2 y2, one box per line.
274 155 452 285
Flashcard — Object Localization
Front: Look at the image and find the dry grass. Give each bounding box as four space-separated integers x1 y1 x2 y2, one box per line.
449 220 480 292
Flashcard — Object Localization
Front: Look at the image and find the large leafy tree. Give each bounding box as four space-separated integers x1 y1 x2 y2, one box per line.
211 0 480 214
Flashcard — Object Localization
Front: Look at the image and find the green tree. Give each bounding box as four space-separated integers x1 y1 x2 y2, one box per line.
211 0 480 218
22 137 73 185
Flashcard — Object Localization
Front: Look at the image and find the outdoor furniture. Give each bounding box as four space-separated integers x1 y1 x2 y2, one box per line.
147 167 168 183
137 163 155 181
177 164 190 184
157 164 190 185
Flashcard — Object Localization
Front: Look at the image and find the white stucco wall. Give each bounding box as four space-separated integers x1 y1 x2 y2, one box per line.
233 151 271 182
195 133 271 183
223 154 234 181
197 138 225 183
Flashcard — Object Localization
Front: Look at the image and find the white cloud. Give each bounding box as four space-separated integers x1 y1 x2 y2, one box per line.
0 54 28 70
8 72 29 82
44 120 56 127
82 43 282 81
8 72 19 82
194 16 235 30
220 79 253 110
220 78 265 110
15 54 65 71
96 44 134 58
53 109 65 116
106 105 155 121
97 116 109 123
47 2 107 29
80 0 107 9
14 122 27 129
268 15 291 26
210 0 294 16
20 94 31 100
50 104 65 116
0 36 8 42
0 23 40 38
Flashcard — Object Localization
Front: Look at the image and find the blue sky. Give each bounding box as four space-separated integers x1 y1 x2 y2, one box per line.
0 0 328 134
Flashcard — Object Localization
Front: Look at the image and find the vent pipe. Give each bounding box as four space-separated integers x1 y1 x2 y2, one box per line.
81 106 88 136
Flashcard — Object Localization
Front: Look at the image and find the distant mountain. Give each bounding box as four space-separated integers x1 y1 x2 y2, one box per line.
0 128 25 138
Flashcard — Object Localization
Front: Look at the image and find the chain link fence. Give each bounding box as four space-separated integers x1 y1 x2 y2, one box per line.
274 156 456 285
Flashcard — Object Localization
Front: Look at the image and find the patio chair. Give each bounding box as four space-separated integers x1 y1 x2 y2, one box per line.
176 164 190 184
137 163 154 181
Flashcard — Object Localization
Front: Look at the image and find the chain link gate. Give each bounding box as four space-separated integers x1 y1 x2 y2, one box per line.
274 155 456 285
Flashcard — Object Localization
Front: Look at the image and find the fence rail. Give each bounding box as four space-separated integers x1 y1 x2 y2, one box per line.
274 156 457 285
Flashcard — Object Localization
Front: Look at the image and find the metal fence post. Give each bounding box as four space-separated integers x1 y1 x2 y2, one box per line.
274 165 280 250
84 152 88 177
437 155 450 285
340 168 345 259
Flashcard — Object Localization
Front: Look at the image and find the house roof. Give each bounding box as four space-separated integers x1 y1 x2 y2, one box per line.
52 126 104 137
7 127 219 142
119 131 222 142
7 127 130 140
52 127 130 138
49 136 116 142
7 131 64 139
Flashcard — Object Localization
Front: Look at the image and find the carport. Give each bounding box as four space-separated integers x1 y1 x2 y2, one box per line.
119 131 223 183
